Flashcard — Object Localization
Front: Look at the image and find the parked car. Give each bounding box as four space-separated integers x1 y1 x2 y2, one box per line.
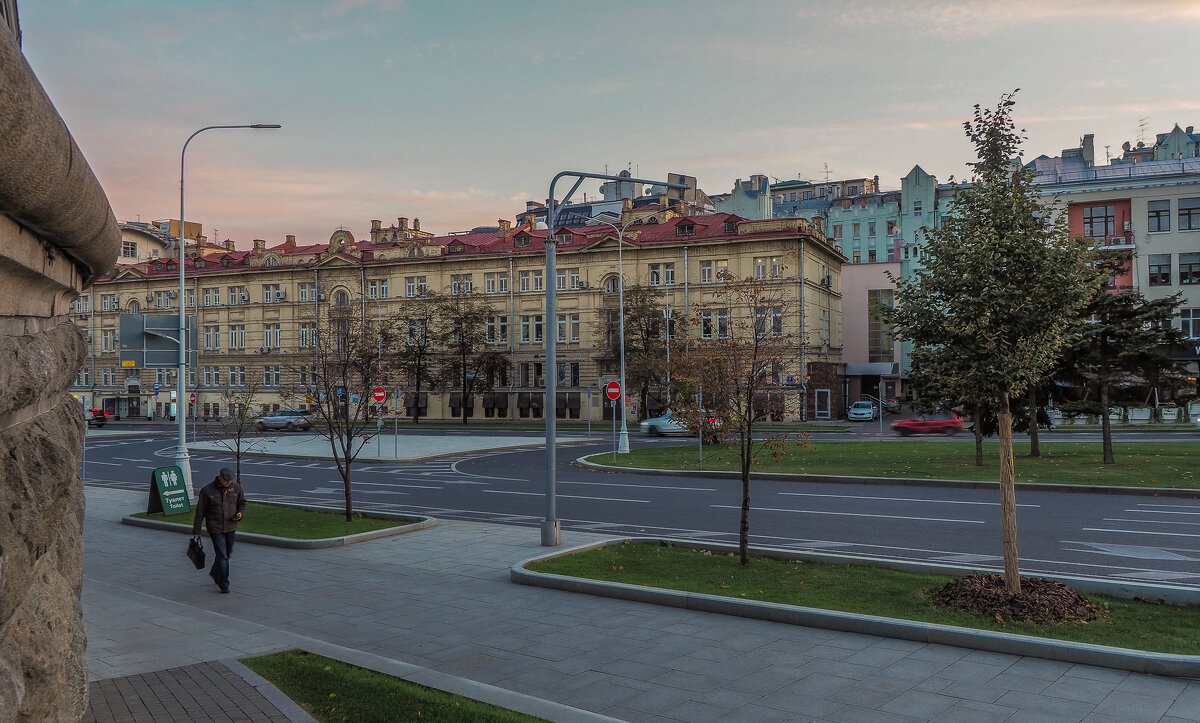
892 411 965 436
254 408 313 431
883 397 902 414
847 400 878 421
639 409 723 441
85 408 107 428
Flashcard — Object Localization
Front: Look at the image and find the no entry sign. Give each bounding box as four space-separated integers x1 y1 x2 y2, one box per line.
372 387 387 402
605 380 622 401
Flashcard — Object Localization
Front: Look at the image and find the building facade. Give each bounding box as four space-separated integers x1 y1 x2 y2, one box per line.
70 212 849 423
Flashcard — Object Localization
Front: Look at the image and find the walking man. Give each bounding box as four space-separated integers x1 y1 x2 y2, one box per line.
192 467 246 594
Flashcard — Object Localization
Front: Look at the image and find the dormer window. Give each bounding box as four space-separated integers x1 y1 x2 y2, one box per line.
194 259 206 268
675 223 696 237
514 235 532 248
448 243 464 254
553 232 573 246
724 221 737 234
221 259 231 267
152 262 163 271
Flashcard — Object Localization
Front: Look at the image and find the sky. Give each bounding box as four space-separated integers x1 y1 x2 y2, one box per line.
18 0 1200 248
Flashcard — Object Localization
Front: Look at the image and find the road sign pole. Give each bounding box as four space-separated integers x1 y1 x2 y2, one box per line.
611 399 617 463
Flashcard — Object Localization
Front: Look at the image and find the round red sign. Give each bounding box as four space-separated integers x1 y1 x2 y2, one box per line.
372 387 386 402
605 381 622 401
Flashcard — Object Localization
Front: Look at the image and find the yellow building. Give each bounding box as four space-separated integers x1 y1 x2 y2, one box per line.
71 210 846 422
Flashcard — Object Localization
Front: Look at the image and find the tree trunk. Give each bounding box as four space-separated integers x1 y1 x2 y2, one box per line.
973 403 984 466
739 429 751 566
342 465 353 522
997 394 1021 595
412 376 422 424
1100 380 1114 464
1027 386 1040 458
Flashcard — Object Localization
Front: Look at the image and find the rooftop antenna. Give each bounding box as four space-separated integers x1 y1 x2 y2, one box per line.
1138 117 1149 145
823 163 832 182
1104 145 1111 163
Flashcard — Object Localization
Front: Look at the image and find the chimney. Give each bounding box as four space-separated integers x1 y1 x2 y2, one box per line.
1188 126 1195 135
285 234 296 246
224 240 235 251
873 175 880 191
397 217 409 232
498 219 511 237
370 220 381 231
252 239 265 254
196 235 207 248
413 218 421 232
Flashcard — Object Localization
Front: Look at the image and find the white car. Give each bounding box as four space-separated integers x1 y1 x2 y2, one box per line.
639 410 690 436
848 401 877 421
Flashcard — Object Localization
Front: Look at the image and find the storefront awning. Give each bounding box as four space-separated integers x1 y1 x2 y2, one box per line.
846 363 900 376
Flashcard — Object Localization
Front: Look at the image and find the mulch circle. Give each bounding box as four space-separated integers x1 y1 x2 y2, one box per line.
931 572 1106 625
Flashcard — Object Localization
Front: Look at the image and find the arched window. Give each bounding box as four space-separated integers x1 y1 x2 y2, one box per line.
128 300 141 314
333 290 350 306
604 276 620 294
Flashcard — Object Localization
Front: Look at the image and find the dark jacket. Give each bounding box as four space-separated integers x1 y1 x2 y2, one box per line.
192 478 247 535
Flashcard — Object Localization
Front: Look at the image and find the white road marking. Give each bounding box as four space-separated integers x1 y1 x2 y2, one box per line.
87 461 122 466
1083 528 1200 539
112 457 150 463
484 490 650 503
777 491 1038 507
562 480 718 492
1124 509 1200 517
1103 517 1200 527
711 504 983 524
238 472 302 480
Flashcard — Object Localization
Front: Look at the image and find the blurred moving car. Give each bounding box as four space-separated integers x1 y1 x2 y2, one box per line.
892 411 965 436
85 408 107 427
639 409 723 441
253 408 313 431
848 400 878 421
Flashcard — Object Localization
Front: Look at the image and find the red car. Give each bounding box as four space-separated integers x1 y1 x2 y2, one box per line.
892 411 964 436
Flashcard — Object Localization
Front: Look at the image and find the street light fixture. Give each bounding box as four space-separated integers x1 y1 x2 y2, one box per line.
583 208 675 455
177 123 281 499
541 171 688 547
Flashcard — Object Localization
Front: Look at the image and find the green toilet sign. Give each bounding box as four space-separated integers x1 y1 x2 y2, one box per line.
147 465 191 516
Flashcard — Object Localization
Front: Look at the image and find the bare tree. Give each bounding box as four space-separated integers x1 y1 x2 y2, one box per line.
671 270 807 564
203 377 270 485
387 292 439 424
434 290 498 424
283 305 387 521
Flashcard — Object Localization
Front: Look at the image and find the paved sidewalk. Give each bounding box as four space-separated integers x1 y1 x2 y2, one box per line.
84 486 1200 722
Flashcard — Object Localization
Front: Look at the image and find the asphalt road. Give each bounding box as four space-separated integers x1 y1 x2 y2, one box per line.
83 430 1200 591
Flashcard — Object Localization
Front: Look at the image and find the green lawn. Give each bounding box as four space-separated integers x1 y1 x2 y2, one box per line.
241 650 545 722
134 501 417 539
529 543 1200 654
592 440 1200 488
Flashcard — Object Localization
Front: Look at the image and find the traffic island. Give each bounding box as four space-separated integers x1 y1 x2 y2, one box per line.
513 537 1200 678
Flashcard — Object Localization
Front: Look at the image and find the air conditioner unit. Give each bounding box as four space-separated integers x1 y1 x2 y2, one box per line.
258 346 268 354
1123 221 1131 231
318 293 326 301
167 290 177 299
240 293 249 301
145 294 154 302
822 275 833 287
277 290 286 300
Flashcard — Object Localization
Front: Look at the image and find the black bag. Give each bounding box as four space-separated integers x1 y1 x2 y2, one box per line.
187 538 206 570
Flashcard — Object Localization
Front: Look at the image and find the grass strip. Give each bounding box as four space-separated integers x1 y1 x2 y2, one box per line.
528 542 1200 655
241 649 545 722
595 440 1200 488
134 501 415 539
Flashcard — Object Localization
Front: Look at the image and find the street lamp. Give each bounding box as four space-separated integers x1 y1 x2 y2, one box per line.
584 208 674 454
177 123 281 499
541 171 688 547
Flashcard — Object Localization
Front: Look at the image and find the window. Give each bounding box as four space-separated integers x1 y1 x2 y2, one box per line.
484 272 508 293
228 365 245 387
262 284 281 303
154 291 171 309
228 286 248 305
912 201 923 217
297 365 316 389
1148 200 1171 233
886 246 896 262
868 289 895 362
868 249 877 263
405 276 427 297
820 309 831 345
648 262 675 286
101 329 117 352
486 316 509 344
716 308 729 338
556 267 581 290
675 223 696 237
262 365 281 387
556 313 581 343
299 283 318 302
1180 198 1200 231
725 220 737 233
1181 253 1200 285
832 224 843 240
203 287 220 307
1182 308 1200 338
450 274 473 295
753 256 783 280
519 270 543 292
868 221 876 238
887 220 899 236
121 240 138 258
299 322 317 347
520 315 544 343
852 251 861 264
700 260 713 283
76 368 89 386
1083 205 1115 238
202 366 221 387
204 325 220 351
367 279 389 299
264 323 281 349
186 289 195 308
228 325 246 349
700 310 713 339
852 223 860 239
407 320 427 345
1148 254 1172 286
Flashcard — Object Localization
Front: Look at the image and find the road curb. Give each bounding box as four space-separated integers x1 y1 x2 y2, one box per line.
573 455 1200 498
122 502 437 549
512 537 1200 678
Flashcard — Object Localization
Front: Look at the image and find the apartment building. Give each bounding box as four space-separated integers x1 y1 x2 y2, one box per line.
70 210 847 422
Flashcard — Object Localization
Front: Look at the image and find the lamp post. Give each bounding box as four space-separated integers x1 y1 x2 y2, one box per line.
542 171 687 546
177 123 281 499
584 208 674 454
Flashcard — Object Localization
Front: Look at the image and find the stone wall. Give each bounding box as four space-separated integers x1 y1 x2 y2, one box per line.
0 9 121 720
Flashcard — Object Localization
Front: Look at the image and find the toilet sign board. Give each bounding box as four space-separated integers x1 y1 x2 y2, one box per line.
147 465 191 516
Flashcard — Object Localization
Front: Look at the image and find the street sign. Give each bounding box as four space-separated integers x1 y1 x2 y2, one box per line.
350 394 360 405
372 387 386 402
153 382 161 393
189 392 196 403
146 465 190 516
336 386 344 397
605 380 622 401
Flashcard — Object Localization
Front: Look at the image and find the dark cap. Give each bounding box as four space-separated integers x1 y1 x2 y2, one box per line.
218 468 234 481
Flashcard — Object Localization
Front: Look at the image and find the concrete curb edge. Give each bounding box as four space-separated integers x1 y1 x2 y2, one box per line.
511 537 1200 678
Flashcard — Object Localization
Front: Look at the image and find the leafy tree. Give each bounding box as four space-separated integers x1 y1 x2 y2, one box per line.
671 270 806 565
204 377 271 485
387 292 439 424
283 305 386 521
435 290 507 424
885 91 1096 593
602 284 673 418
1055 260 1184 464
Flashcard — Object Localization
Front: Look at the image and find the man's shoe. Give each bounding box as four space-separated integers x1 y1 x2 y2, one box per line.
219 585 230 594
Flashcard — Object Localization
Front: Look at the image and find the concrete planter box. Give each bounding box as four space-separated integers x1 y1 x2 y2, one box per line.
1160 406 1180 422
1128 407 1151 424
